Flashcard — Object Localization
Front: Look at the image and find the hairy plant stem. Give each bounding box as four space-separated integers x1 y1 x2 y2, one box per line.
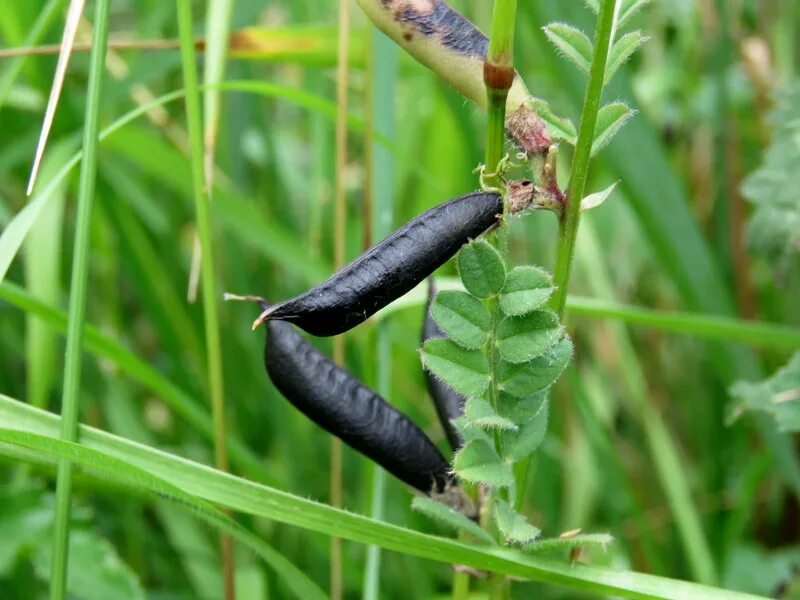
176 1 234 597
49 3 110 598
515 0 617 517
483 3 518 599
550 0 616 317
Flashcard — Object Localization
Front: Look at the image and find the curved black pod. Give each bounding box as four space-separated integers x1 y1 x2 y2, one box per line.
421 280 467 451
253 190 507 336
264 315 452 494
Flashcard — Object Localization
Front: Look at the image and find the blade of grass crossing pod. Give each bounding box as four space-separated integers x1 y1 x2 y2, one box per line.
576 218 717 585
0 0 65 112
24 143 70 410
49 1 110 598
362 27 397 600
331 0 352 598
0 397 765 600
175 1 234 598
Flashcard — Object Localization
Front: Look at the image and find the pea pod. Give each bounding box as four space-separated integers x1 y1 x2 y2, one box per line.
421 280 466 451
254 183 534 336
262 303 453 494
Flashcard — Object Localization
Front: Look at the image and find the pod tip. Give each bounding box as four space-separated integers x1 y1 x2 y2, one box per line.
251 309 271 330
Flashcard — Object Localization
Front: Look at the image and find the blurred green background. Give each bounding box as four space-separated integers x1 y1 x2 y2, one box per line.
0 0 799 598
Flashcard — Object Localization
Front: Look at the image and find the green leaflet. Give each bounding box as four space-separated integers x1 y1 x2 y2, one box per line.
497 311 563 364
420 338 490 397
495 499 541 545
500 337 574 397
457 240 506 299
411 497 495 545
500 266 555 316
431 289 491 349
453 439 514 487
729 353 800 432
464 397 518 432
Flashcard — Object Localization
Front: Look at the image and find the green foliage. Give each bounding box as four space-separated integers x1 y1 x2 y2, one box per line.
543 23 593 74
592 103 636 156
457 240 507 299
496 311 562 364
500 267 555 316
729 353 800 432
420 339 490 397
431 290 492 349
420 240 572 549
0 486 145 599
741 83 800 277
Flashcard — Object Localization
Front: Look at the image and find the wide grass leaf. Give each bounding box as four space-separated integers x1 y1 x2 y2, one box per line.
431 290 491 349
421 339 490 397
0 396 766 599
496 311 562 364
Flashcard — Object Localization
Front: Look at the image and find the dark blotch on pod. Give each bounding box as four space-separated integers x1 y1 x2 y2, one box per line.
421 280 466 451
264 316 452 494
255 191 503 336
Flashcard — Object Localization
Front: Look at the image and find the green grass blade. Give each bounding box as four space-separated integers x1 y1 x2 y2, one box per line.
175 2 233 595
566 297 800 350
0 428 326 600
24 143 69 409
0 281 270 482
0 395 763 600
362 27 398 600
576 219 717 585
49 1 110 598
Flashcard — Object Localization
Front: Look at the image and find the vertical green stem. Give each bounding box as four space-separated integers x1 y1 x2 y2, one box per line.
516 0 616 521
550 0 616 318
362 26 397 600
484 0 518 192
176 1 234 598
49 1 110 598
331 0 352 598
483 3 518 598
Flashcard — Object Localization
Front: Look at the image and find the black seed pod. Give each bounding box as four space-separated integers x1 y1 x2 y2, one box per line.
421 280 467 451
253 184 533 336
264 314 452 494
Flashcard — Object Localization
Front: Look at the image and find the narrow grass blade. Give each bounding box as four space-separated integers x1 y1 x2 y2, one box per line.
49 1 110 598
175 1 233 597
